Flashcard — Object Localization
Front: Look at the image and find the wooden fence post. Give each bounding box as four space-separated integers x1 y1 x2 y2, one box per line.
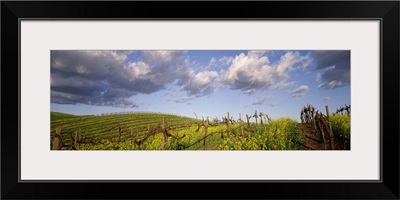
239 113 244 137
312 112 317 131
254 110 258 125
227 112 231 137
74 129 80 149
346 105 351 117
325 105 335 150
204 117 209 150
316 114 328 150
301 110 304 123
52 127 63 150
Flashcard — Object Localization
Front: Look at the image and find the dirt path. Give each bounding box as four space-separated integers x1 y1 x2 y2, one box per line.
299 123 327 150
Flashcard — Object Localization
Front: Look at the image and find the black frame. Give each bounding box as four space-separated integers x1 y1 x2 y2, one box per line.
2 1 399 199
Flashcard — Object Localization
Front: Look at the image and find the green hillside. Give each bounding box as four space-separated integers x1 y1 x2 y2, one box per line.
51 112 77 120
51 112 198 144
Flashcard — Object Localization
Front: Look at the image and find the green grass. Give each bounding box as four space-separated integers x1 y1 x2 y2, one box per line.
50 112 308 150
218 118 304 150
330 114 350 149
82 124 234 150
51 112 77 120
330 114 350 140
51 113 305 150
51 112 199 145
330 114 351 150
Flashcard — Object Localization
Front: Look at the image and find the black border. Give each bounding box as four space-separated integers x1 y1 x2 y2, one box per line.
2 1 399 199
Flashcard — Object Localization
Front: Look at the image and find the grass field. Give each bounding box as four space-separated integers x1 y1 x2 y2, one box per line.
330 113 351 149
51 112 198 146
51 109 352 150
50 111 307 150
51 112 77 120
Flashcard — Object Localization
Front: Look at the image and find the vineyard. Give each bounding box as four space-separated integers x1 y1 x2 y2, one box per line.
51 105 350 150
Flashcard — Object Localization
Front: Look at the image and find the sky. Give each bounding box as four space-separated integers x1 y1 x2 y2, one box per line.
51 50 350 122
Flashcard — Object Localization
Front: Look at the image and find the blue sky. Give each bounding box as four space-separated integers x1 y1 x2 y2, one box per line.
51 50 350 122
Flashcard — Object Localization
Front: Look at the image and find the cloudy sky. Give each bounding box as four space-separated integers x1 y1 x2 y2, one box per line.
51 50 350 121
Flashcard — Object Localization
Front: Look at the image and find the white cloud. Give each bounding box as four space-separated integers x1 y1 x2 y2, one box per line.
175 96 193 105
243 89 257 95
325 80 345 89
183 71 219 97
203 57 217 70
248 50 267 58
219 51 310 94
325 65 336 71
312 73 322 83
52 50 317 107
205 56 234 70
317 80 346 90
252 96 270 105
86 50 132 63
275 51 312 77
268 81 295 90
191 71 218 88
125 61 150 80
51 50 192 107
315 51 350 89
300 53 313 71
218 56 234 66
219 52 275 91
290 85 309 98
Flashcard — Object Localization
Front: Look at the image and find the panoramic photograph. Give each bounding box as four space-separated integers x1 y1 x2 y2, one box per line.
50 50 350 150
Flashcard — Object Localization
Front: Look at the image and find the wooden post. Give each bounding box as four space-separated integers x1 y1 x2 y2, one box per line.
226 112 231 137
162 117 168 150
254 110 258 125
204 117 209 150
312 112 317 131
325 105 335 150
346 105 351 117
300 110 304 123
52 127 63 150
75 130 79 149
316 115 328 150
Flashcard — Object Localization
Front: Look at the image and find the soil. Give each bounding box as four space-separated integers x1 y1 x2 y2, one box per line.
299 123 327 150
